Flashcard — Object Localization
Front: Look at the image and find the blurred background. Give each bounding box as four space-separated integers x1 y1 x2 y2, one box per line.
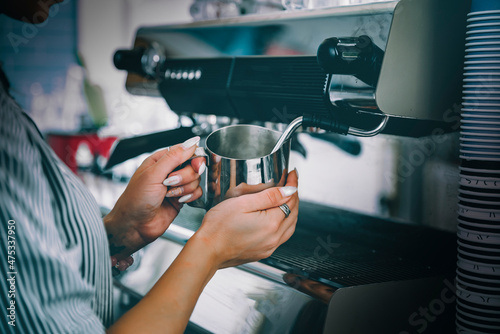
0 0 460 231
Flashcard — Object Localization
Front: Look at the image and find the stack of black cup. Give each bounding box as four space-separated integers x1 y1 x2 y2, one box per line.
456 1 500 333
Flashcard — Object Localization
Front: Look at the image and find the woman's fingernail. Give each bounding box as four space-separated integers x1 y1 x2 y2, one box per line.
178 194 193 203
166 186 183 197
294 168 299 179
279 186 297 197
163 175 182 186
198 162 206 175
182 136 200 150
195 147 205 157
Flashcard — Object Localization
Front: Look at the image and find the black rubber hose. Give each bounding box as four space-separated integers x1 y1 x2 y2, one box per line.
302 114 349 135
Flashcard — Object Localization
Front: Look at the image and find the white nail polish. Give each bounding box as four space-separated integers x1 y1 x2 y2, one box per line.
195 147 205 157
279 186 297 197
163 175 182 186
198 162 206 175
182 136 200 150
178 194 193 203
294 168 299 179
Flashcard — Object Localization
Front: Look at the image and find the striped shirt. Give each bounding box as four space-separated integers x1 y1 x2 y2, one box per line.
0 77 112 332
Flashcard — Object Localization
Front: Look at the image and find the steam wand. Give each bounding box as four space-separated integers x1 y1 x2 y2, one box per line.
270 114 389 154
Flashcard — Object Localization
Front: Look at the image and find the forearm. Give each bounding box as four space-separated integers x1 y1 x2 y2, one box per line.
107 234 218 334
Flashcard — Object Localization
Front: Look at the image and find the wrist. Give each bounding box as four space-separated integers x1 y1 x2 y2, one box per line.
104 210 142 259
187 232 221 272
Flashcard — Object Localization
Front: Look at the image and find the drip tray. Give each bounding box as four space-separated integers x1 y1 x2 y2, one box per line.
172 201 457 288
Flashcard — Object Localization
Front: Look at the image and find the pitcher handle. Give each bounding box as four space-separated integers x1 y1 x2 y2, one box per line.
185 147 209 210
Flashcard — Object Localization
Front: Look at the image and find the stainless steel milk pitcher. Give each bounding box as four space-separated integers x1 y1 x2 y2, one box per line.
189 124 291 210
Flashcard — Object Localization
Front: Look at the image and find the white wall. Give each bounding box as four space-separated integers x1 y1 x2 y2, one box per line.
290 133 397 216
77 0 192 137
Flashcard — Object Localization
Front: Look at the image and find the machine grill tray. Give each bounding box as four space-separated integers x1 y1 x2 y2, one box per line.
172 201 456 288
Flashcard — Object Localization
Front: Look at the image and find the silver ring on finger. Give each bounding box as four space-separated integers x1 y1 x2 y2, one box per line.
279 203 291 219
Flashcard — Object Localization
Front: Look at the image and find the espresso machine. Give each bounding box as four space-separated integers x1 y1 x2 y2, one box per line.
110 0 472 332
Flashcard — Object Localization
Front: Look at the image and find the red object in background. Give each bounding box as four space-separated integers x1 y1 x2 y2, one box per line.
47 133 117 174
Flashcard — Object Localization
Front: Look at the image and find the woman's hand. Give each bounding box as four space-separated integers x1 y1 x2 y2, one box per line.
192 169 299 269
108 169 298 334
104 136 205 261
